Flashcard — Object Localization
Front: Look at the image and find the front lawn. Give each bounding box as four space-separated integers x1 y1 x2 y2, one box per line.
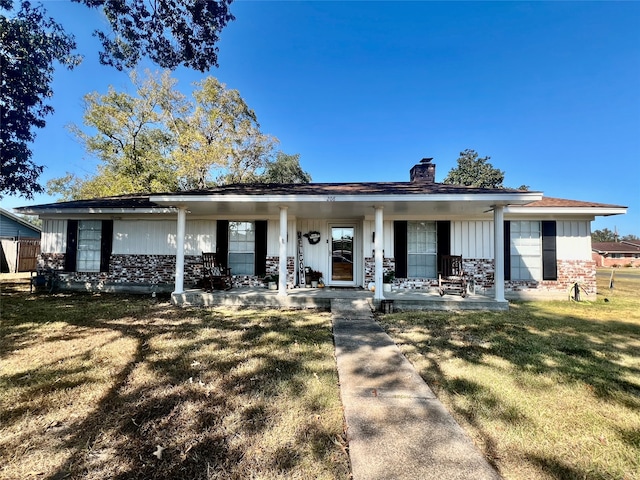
379 271 640 479
0 279 350 480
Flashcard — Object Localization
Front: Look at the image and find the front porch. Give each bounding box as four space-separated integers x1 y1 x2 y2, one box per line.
171 286 509 311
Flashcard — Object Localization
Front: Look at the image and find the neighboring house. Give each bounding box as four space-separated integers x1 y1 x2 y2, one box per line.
15 158 626 303
592 241 640 267
0 208 41 273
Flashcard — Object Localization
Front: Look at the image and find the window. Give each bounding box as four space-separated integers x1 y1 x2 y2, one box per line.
228 221 255 275
510 221 541 281
407 221 437 278
76 220 102 272
65 219 112 273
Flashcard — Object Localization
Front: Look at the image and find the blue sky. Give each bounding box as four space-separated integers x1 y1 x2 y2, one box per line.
4 1 639 236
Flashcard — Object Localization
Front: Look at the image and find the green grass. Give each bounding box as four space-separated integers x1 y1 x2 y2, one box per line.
378 270 640 480
0 278 350 480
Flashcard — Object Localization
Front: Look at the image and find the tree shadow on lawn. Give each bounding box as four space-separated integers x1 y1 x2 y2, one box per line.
1 288 345 480
378 302 640 479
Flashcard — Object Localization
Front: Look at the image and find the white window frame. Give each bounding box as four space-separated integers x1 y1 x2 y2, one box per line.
228 221 255 275
407 221 437 278
510 221 542 281
77 220 102 272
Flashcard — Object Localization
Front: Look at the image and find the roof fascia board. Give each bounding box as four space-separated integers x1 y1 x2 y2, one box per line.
505 206 627 216
18 207 177 216
150 192 542 205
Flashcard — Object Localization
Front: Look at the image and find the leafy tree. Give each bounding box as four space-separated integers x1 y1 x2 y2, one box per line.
48 71 280 199
261 152 312 184
77 0 234 72
172 76 274 189
0 0 82 199
51 70 181 199
621 234 640 242
592 228 618 242
443 149 505 189
1 0 234 199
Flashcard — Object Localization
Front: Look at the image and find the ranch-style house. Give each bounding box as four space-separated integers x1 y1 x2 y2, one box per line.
15 158 627 307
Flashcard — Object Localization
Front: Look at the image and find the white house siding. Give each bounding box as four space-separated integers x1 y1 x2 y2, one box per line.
451 221 494 259
266 219 297 258
41 219 67 253
556 220 591 261
112 219 216 255
294 219 328 275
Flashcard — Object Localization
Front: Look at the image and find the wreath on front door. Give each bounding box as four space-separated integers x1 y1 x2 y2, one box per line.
303 231 321 245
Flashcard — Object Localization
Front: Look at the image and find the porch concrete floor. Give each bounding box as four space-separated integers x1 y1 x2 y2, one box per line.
172 286 508 311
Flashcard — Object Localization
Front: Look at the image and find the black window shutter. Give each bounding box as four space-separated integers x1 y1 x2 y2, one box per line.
216 220 229 268
503 221 511 281
436 221 451 273
393 221 407 278
542 221 557 280
100 220 113 273
65 220 78 272
255 220 267 276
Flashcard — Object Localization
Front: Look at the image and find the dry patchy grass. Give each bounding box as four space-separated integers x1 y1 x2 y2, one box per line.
0 278 350 480
378 270 640 480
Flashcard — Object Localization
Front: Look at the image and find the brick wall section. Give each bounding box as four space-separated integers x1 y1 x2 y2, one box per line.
265 256 296 287
364 257 396 284
39 252 596 295
367 256 596 295
592 252 640 268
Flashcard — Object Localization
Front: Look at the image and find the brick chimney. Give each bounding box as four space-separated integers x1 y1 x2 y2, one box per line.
410 158 436 183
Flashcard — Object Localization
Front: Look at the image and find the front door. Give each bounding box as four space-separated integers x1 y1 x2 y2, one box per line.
330 226 355 285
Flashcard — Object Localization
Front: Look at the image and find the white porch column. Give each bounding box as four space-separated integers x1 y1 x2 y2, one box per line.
173 206 187 295
374 206 385 301
493 205 506 302
278 206 288 296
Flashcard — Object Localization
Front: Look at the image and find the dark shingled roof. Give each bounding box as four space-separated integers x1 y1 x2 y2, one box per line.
168 181 530 196
14 194 162 212
522 196 627 209
15 182 533 212
592 241 640 253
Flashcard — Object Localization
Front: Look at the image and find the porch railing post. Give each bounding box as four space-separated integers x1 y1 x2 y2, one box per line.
278 206 288 296
493 205 506 302
374 206 384 301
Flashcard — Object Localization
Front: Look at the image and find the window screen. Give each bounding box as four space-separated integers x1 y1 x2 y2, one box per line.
228 221 255 275
407 221 437 278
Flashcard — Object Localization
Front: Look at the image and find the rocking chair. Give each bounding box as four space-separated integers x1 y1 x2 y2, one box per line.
202 252 232 291
438 255 468 298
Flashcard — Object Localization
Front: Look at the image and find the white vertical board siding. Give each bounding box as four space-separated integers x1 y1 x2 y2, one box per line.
266 219 298 257
556 220 591 260
293 219 327 272
113 219 216 255
452 221 493 259
42 219 67 253
363 220 375 258
185 220 216 255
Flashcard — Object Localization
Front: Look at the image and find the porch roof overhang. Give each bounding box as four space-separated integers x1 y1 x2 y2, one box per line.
149 190 544 218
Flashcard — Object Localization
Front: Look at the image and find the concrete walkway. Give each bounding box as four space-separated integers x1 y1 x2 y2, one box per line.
331 298 502 480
